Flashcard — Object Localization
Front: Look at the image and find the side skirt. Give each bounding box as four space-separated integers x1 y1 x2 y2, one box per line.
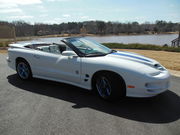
32 75 92 90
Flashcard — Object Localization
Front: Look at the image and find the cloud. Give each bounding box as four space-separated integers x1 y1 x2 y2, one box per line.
46 0 71 2
166 13 180 21
0 8 23 13
43 20 58 24
0 0 42 7
43 17 64 24
62 14 71 18
80 16 89 19
0 0 42 12
0 0 42 15
8 15 34 19
35 5 47 13
0 4 16 9
39 14 48 17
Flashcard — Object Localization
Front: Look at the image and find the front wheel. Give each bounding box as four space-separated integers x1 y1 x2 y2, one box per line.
16 60 32 80
95 72 126 101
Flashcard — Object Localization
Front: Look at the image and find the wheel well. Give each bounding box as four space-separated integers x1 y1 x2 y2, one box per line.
16 57 29 66
91 70 126 89
91 70 126 96
15 57 32 79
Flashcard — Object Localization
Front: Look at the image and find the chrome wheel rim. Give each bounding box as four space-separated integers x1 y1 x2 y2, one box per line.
96 76 111 98
17 62 30 79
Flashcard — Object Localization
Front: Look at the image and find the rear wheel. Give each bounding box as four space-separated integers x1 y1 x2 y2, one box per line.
94 72 126 101
16 60 32 80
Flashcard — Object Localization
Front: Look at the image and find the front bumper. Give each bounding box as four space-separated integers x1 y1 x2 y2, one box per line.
7 56 15 70
126 70 170 97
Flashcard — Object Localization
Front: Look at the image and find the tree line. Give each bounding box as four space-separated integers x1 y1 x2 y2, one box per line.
0 20 179 37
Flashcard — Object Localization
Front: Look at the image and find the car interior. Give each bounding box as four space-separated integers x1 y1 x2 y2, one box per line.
25 43 69 54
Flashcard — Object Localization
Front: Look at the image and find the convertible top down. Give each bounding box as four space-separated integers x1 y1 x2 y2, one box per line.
7 37 170 100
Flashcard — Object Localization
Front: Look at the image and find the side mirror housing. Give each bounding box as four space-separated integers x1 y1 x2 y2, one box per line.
62 51 77 57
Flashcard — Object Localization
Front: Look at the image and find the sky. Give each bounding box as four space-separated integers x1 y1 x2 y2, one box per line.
0 0 180 24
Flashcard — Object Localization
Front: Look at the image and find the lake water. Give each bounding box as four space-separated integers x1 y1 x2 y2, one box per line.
18 34 178 46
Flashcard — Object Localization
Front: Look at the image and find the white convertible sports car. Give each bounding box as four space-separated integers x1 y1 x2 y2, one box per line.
7 37 170 100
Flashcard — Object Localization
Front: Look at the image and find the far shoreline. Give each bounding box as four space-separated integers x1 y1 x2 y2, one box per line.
0 31 178 40
31 32 179 38
0 32 178 48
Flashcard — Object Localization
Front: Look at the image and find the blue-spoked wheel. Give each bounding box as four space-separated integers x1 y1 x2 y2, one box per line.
94 72 126 101
16 60 32 80
96 76 112 99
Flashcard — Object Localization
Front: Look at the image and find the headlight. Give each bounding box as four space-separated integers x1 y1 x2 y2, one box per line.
149 71 161 76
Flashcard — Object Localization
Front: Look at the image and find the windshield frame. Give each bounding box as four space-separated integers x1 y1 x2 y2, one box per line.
61 37 112 57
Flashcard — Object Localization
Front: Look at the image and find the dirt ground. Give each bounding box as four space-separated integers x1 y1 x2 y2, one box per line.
0 50 7 53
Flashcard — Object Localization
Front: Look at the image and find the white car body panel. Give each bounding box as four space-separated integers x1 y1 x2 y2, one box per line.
7 41 170 97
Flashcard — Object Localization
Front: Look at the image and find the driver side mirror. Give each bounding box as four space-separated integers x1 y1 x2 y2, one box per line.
62 51 78 57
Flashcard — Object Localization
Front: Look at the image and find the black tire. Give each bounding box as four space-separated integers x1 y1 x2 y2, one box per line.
16 59 32 80
94 72 126 101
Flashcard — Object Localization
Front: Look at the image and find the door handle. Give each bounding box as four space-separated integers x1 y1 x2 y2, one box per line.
33 55 40 59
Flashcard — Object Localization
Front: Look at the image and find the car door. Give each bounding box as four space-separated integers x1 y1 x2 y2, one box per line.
32 50 81 84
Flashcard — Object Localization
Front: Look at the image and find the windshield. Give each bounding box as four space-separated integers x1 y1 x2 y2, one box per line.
67 38 112 56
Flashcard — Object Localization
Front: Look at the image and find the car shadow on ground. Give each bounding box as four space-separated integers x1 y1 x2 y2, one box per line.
7 74 180 124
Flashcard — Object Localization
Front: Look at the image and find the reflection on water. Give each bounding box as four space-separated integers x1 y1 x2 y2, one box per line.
18 34 178 46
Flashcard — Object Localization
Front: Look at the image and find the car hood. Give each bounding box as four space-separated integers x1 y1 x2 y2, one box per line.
107 51 158 67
